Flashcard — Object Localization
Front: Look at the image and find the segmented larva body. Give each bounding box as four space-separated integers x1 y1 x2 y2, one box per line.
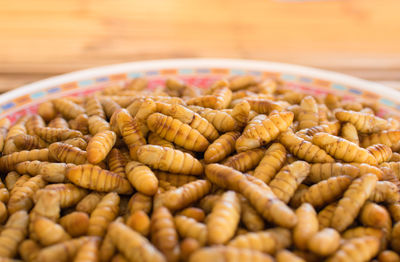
66 164 133 194
361 130 400 151
137 145 203 176
253 143 286 183
34 127 82 143
222 148 266 173
207 191 241 245
85 97 106 119
147 113 209 152
236 111 293 152
279 130 334 163
335 109 390 133
49 142 87 165
53 98 85 120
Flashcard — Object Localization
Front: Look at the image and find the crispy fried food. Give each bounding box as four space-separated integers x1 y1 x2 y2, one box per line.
205 164 297 228
331 174 378 232
335 109 390 133
222 148 266 172
204 131 240 163
269 161 311 203
280 130 334 163
88 192 120 237
147 113 209 152
125 161 158 196
293 203 318 250
66 164 133 194
326 236 379 262
189 246 274 262
312 132 378 165
308 228 340 256
59 211 89 237
137 145 203 175
236 111 293 152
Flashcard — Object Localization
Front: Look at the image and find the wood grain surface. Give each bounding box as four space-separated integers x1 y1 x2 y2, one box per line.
1 0 400 91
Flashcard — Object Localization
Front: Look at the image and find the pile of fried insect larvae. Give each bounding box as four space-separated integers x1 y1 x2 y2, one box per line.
0 75 399 262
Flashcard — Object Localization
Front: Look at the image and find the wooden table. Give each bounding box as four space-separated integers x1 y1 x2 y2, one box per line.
1 0 400 92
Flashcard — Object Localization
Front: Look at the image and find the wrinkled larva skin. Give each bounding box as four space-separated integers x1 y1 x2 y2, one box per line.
1 76 400 261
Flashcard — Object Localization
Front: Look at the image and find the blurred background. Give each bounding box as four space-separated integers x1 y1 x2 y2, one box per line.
1 0 399 92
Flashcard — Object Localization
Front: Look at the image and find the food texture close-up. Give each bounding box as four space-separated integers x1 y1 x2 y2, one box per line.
0 73 399 262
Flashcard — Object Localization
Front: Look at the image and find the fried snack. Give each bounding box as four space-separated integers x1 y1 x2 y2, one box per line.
361 130 400 151
331 174 378 232
222 148 266 172
298 96 319 130
235 111 293 152
296 121 341 142
127 192 152 214
253 143 286 183
229 75 257 91
0 201 7 224
0 211 29 258
279 130 334 163
180 238 200 262
335 109 390 133
48 116 69 129
0 118 10 152
360 202 392 235
204 131 240 163
125 161 158 196
369 181 399 203
19 239 41 262
13 134 48 150
378 250 400 262
66 164 133 194
137 145 203 175
37 237 90 262
3 116 29 155
59 211 89 237
312 132 378 165
230 100 251 126
37 101 57 122
88 115 111 136
246 98 283 115
147 113 209 152
14 160 44 176
326 236 380 262
301 176 353 208
38 183 87 208
107 148 129 178
87 130 116 164
63 137 87 150
48 142 86 164
158 180 211 211
126 210 150 236
100 97 122 119
239 195 265 231
34 127 82 144
177 207 205 222
8 173 29 193
88 192 120 237
293 203 318 250
75 193 104 214
85 97 106 119
155 172 198 188
148 132 175 148
0 148 50 171
7 175 46 214
228 228 291 254
205 164 297 228
189 106 239 132
307 163 382 183
341 122 359 145
108 221 165 262
388 203 400 223
308 228 340 256
174 215 207 246
187 86 232 110
276 250 305 262
207 191 240 245
25 115 45 136
392 222 400 252
318 203 337 229
290 184 309 209
150 207 179 262
189 246 274 262
34 217 71 246
269 161 311 203
53 98 85 119
367 144 392 164
74 237 100 262
69 113 89 135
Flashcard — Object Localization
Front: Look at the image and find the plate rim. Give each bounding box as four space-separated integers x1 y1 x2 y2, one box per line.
1 58 399 105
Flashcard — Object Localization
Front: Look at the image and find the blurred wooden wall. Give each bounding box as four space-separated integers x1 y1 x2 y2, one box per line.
0 0 400 91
